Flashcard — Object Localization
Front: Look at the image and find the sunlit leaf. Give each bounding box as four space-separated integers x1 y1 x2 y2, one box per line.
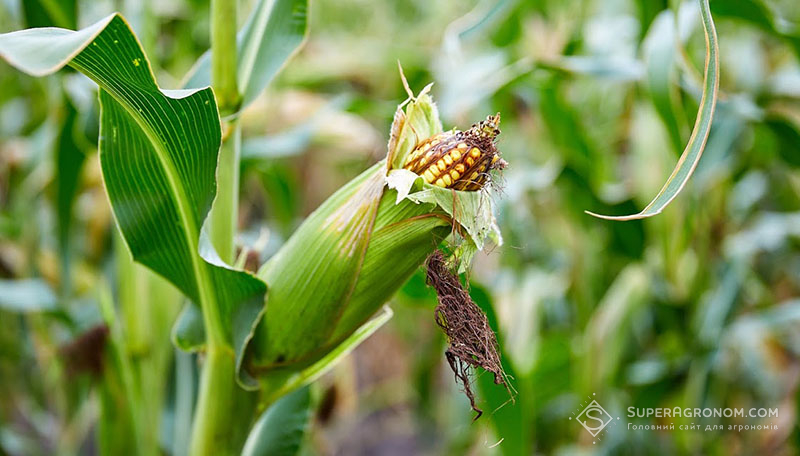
0 14 267 379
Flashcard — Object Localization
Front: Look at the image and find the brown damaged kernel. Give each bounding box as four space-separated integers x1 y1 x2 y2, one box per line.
403 113 506 191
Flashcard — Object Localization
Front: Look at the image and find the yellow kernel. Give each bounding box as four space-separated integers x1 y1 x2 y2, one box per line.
443 154 453 166
451 149 461 161
470 148 481 158
450 170 460 181
436 159 446 171
423 143 432 152
442 174 452 186
418 156 427 166
491 155 499 164
455 164 465 173
458 143 467 149
423 169 435 183
431 140 440 147
470 172 479 180
430 164 441 176
434 178 445 187
466 157 475 166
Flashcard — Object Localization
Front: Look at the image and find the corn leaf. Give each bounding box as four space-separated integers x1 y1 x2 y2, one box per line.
172 302 206 351
241 386 312 456
22 0 77 29
587 0 719 220
258 307 393 403
0 14 267 378
183 0 309 111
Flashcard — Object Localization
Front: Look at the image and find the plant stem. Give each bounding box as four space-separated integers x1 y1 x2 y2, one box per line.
189 348 256 456
210 0 239 116
189 2 254 455
208 0 240 265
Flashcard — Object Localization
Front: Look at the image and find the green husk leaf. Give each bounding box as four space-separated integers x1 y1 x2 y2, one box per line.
388 79 442 170
407 185 500 250
386 168 502 259
258 307 393 404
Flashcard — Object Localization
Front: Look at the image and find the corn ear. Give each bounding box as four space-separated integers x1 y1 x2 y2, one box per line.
242 74 503 391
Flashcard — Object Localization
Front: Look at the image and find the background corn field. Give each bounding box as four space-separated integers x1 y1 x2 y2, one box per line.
1 0 799 454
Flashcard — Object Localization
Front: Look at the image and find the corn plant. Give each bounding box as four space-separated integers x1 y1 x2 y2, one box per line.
0 0 512 451
0 0 728 454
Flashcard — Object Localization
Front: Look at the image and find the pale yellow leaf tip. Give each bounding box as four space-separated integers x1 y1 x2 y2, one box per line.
584 210 652 221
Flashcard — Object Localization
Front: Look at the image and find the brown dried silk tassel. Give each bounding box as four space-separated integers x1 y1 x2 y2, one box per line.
426 251 510 420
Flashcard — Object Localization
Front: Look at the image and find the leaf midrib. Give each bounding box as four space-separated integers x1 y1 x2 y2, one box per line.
96 85 226 346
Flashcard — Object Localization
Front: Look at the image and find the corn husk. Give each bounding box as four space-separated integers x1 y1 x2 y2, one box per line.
243 78 502 392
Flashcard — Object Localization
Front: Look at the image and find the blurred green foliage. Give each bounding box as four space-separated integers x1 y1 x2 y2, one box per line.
1 0 799 454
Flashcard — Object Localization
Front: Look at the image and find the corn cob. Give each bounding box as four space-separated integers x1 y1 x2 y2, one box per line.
403 114 506 191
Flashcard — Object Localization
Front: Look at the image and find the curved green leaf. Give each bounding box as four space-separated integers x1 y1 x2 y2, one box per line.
587 0 719 220
258 306 392 404
172 302 206 351
0 14 267 378
183 0 309 111
241 386 312 456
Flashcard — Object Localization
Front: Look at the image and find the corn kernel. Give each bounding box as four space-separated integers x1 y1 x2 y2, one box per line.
442 174 452 186
451 150 461 161
434 178 445 187
444 154 453 166
455 164 465 173
423 169 435 183
450 170 460 181
466 157 475 167
470 148 481 158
